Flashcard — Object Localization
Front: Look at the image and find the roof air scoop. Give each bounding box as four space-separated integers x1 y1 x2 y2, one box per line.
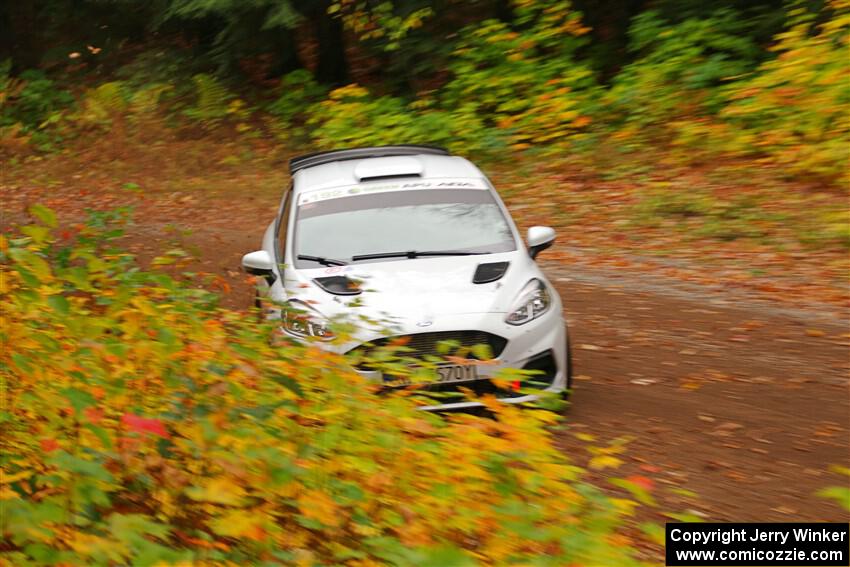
354 156 424 182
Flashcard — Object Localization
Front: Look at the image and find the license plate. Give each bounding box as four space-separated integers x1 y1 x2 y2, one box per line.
383 363 480 388
435 363 479 383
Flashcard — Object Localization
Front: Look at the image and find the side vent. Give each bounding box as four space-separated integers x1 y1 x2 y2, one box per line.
313 276 362 295
472 262 509 284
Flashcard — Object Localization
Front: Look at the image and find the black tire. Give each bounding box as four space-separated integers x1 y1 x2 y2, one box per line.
254 289 264 322
563 331 573 399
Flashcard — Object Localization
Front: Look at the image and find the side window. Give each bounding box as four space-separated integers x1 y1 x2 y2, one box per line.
276 188 292 264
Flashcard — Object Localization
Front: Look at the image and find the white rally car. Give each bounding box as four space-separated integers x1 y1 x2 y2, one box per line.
242 145 572 411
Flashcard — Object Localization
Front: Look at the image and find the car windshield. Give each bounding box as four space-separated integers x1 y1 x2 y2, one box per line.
294 189 516 267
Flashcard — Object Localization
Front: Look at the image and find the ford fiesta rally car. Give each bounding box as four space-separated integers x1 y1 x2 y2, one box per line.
242 145 572 411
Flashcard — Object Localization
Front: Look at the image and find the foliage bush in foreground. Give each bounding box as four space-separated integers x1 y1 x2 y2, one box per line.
1 208 648 566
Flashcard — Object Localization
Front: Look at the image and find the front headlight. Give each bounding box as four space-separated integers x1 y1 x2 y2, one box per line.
282 302 335 341
505 279 551 325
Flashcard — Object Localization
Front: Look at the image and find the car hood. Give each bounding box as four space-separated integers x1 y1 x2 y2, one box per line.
284 253 532 324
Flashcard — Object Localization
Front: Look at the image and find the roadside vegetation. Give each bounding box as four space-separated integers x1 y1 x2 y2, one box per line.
2 210 656 565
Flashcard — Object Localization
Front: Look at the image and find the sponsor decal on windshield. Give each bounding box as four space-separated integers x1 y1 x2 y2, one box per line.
298 178 489 205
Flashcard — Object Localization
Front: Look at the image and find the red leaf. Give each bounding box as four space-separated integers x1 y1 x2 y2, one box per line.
40 439 60 452
121 413 169 438
627 474 655 491
84 407 104 424
118 436 141 452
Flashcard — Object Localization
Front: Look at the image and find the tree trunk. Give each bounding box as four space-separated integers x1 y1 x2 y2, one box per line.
311 1 348 86
2 0 44 73
494 0 514 24
574 0 647 78
267 30 303 78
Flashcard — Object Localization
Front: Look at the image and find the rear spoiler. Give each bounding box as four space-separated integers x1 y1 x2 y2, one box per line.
289 145 450 175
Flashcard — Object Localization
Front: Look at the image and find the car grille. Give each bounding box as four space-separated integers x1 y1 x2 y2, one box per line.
347 330 507 369
423 379 516 397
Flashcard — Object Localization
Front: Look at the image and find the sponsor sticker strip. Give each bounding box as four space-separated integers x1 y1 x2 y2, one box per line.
298 178 490 205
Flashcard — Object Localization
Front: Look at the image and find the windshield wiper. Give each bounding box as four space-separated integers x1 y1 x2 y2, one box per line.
297 254 348 266
351 250 489 262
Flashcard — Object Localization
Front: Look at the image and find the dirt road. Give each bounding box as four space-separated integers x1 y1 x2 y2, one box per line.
547 262 849 523
4 160 849 527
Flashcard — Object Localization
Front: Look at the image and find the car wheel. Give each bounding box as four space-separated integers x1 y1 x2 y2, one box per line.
254 289 264 322
563 332 573 399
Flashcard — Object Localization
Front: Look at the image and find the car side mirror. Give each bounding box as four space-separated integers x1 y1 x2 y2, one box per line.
242 250 275 276
527 226 556 259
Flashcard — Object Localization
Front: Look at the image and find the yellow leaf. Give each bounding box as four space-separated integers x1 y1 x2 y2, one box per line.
297 489 341 527
0 486 21 500
210 509 267 540
589 455 624 470
24 254 53 282
611 497 639 516
1 470 33 484
186 477 246 506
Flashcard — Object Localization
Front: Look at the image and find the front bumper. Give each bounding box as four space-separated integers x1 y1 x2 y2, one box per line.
335 308 568 411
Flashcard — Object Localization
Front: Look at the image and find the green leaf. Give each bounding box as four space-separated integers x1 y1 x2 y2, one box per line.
269 374 304 396
471 343 493 359
828 464 850 477
609 477 656 506
335 481 365 504
48 452 113 482
109 513 171 542
640 521 665 545
23 543 61 564
62 266 92 290
29 204 57 228
61 387 96 414
10 249 52 281
14 266 39 288
21 225 51 244
417 545 476 567
665 511 705 523
11 353 34 374
436 339 460 355
816 486 850 512
47 295 70 315
85 424 114 451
